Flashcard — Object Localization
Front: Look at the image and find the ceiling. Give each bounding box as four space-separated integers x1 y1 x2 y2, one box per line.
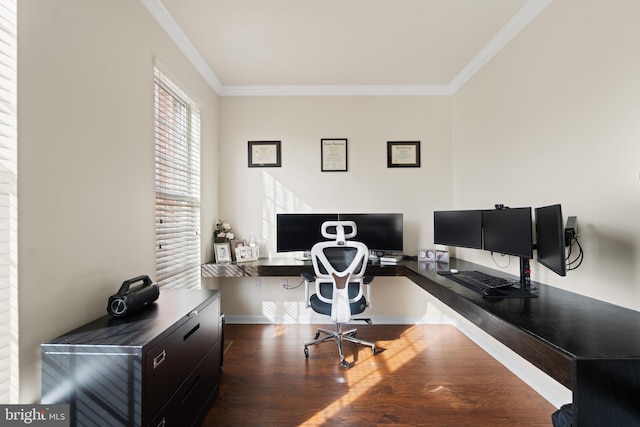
142 0 552 96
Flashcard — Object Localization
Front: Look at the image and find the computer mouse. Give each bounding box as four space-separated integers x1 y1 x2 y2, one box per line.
449 269 458 274
482 288 503 298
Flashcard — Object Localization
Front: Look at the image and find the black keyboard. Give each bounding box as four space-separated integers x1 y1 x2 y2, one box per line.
459 270 513 288
439 270 513 291
437 270 538 299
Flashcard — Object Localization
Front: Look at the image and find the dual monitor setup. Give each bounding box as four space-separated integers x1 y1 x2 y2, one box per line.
276 213 403 259
434 204 572 295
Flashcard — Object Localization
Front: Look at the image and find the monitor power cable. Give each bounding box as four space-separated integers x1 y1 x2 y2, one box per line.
566 234 584 271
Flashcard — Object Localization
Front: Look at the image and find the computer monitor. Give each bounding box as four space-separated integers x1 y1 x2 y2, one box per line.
433 210 483 249
482 207 533 259
276 212 404 254
535 204 567 276
339 213 404 253
276 213 337 252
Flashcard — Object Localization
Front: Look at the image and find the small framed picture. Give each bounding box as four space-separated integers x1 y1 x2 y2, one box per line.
214 242 232 263
418 249 436 261
235 246 258 263
387 141 420 168
248 141 281 167
321 138 348 172
233 240 246 251
435 250 449 263
232 240 246 261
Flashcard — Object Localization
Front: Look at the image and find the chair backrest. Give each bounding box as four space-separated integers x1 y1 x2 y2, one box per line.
310 221 369 324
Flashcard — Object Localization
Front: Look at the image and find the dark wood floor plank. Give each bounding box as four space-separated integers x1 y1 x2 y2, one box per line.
203 324 556 426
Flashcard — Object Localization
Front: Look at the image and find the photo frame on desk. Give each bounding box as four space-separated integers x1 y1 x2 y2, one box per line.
232 240 246 261
387 141 420 168
321 138 348 172
235 246 258 263
214 243 232 263
435 250 449 263
248 141 281 167
419 249 436 261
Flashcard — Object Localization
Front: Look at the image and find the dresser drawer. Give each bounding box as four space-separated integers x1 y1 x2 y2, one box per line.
148 344 220 427
143 298 220 419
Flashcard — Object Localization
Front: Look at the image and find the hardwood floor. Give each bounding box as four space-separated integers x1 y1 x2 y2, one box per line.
203 324 556 426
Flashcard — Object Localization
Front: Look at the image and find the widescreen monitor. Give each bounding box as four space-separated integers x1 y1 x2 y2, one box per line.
276 212 403 254
276 213 337 252
482 207 533 259
535 204 567 276
433 210 483 249
338 213 404 253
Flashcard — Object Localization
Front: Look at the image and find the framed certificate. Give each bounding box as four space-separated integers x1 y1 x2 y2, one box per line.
321 138 348 172
248 141 281 167
387 141 420 168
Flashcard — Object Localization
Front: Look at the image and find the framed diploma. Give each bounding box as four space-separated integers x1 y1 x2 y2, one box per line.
387 141 420 168
321 138 348 172
248 141 281 167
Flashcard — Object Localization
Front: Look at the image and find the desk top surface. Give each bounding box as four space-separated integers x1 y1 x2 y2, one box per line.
406 258 640 360
203 257 640 359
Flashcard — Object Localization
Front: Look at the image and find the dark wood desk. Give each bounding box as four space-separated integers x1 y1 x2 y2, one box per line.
201 257 405 278
202 257 640 426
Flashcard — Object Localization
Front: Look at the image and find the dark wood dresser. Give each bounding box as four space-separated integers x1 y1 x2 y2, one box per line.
41 288 221 427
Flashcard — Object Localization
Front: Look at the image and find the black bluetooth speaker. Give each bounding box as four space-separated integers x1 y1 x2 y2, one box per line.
107 275 160 317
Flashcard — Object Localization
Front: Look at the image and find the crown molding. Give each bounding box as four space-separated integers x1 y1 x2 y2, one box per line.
142 0 552 97
219 85 453 97
140 0 223 93
449 0 553 93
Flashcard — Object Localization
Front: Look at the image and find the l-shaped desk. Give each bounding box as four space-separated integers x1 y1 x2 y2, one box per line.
202 257 640 426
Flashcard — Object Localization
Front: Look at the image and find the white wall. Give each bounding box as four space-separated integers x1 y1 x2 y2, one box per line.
452 0 640 310
218 96 453 256
18 0 220 403
215 96 453 317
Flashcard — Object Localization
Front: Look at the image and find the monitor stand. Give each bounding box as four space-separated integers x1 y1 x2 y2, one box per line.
518 257 532 290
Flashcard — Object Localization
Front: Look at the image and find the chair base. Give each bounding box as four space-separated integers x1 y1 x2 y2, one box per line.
304 323 377 368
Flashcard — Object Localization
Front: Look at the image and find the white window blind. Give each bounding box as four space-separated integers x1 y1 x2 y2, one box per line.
0 0 18 403
154 64 201 289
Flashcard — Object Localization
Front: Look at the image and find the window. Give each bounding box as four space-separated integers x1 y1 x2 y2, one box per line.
0 0 18 403
154 62 201 289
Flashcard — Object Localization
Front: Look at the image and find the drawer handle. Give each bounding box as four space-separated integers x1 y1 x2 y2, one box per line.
188 310 199 317
182 375 201 402
184 323 200 341
156 418 166 427
153 350 166 369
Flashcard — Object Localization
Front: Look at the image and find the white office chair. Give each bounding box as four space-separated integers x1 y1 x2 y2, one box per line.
301 220 377 368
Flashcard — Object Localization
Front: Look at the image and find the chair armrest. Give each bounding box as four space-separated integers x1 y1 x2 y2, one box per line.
363 275 374 308
301 272 315 308
301 272 315 282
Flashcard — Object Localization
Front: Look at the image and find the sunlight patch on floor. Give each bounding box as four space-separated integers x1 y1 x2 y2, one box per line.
300 324 430 425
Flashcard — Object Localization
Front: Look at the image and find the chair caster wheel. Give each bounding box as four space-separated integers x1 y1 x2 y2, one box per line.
371 347 376 355
314 332 320 339
341 360 349 369
304 347 309 358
